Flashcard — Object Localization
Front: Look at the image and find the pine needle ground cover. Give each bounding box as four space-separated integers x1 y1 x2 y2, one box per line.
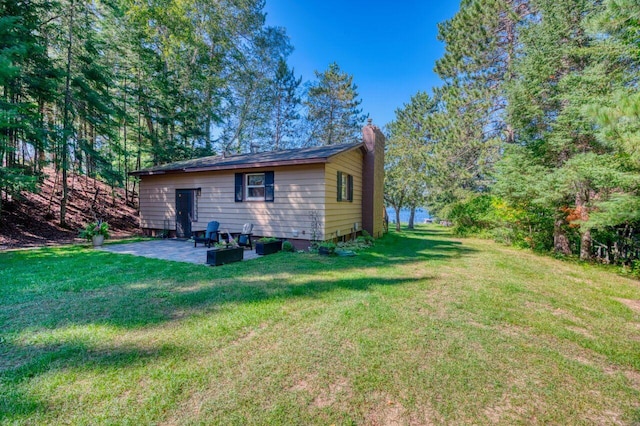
1 226 639 424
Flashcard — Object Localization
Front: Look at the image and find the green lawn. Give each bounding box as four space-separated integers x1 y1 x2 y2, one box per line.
1 226 639 425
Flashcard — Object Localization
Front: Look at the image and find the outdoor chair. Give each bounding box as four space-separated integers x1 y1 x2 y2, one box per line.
193 221 220 248
232 223 254 250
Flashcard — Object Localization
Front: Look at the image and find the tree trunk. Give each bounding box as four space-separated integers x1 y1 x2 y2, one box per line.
394 207 401 232
408 207 416 230
60 0 75 227
576 190 592 261
580 229 592 261
36 98 47 172
274 93 282 150
553 216 571 255
122 74 129 204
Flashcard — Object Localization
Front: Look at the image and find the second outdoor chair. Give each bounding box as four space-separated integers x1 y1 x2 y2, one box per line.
194 220 220 248
235 223 253 249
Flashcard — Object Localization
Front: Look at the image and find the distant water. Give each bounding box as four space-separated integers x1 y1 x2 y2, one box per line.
386 207 431 224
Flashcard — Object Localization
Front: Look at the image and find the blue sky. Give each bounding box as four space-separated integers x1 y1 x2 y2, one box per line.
263 1 460 129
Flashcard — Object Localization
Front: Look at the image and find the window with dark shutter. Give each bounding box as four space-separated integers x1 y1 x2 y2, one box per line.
235 171 274 202
337 171 343 202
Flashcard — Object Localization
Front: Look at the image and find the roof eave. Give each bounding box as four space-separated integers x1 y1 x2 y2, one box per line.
129 170 169 177
185 157 328 173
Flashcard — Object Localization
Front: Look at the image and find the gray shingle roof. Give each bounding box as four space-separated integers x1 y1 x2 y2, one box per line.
130 142 365 176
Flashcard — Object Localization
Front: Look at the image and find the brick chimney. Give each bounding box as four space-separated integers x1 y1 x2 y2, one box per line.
362 119 385 238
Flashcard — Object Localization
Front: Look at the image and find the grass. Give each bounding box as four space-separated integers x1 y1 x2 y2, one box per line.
1 225 639 425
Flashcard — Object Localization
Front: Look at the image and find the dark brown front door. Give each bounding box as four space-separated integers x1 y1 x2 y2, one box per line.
176 189 193 237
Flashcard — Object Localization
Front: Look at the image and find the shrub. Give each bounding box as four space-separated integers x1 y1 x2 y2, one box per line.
214 240 239 249
358 230 374 245
282 241 294 252
338 237 374 251
317 241 337 255
447 195 496 236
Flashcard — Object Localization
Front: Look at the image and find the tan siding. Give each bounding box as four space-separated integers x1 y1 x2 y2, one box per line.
139 180 177 229
138 165 326 240
324 149 363 239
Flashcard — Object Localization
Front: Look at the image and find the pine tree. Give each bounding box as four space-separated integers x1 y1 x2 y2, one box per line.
436 0 531 144
505 0 614 258
267 59 301 150
578 0 640 262
0 0 58 215
304 62 367 146
427 0 528 222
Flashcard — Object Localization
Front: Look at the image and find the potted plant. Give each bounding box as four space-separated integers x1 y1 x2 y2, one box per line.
317 241 336 256
79 220 110 247
206 241 244 266
255 237 283 255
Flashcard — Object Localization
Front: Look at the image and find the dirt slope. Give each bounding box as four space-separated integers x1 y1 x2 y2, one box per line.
0 168 140 249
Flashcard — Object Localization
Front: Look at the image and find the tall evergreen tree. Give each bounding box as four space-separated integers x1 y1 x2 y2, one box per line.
304 62 366 146
424 85 500 220
266 58 301 150
578 0 640 262
504 0 614 258
0 0 58 215
426 0 529 221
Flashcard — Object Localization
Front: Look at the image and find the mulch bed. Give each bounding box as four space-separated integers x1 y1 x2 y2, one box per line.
0 168 141 250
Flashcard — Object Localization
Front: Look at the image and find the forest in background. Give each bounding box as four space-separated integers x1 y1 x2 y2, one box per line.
1 0 366 226
385 0 640 270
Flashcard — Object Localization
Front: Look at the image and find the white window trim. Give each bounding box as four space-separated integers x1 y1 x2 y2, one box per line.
245 172 266 201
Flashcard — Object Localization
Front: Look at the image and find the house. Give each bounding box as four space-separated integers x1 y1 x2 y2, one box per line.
130 121 385 248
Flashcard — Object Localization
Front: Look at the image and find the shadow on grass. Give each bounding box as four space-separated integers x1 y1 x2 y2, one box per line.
1 227 475 330
1 228 475 330
0 227 476 416
0 340 176 423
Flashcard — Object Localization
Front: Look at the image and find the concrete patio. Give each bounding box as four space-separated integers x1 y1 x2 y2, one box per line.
100 239 260 265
